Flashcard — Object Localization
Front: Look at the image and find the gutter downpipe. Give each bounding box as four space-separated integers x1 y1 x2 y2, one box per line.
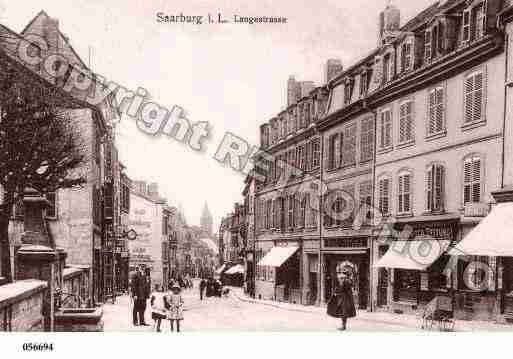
315 124 324 306
501 31 509 189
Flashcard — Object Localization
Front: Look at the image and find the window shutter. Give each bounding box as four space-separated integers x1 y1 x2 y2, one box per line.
464 159 472 204
428 90 436 134
435 87 444 132
464 75 474 123
473 72 483 123
384 179 389 215
385 112 392 147
427 166 434 211
305 142 311 171
398 175 404 213
380 112 386 148
404 174 411 212
425 29 432 61
339 131 345 166
463 9 471 42
333 133 340 168
434 165 444 211
472 159 481 202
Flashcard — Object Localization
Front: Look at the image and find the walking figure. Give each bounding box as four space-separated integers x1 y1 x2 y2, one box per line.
199 278 207 300
326 266 356 331
166 283 184 332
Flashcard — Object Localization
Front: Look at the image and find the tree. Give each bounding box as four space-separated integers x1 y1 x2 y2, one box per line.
0 63 87 282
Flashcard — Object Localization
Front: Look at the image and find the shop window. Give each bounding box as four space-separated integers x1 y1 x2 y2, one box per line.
395 269 419 302
464 71 484 124
458 256 494 291
463 156 482 204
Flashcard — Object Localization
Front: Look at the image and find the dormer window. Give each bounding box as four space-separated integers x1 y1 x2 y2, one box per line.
400 42 412 72
344 78 353 105
424 29 432 62
383 54 391 83
463 3 485 44
359 70 368 96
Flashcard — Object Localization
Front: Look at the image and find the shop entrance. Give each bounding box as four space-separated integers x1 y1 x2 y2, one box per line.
377 245 389 307
324 252 369 309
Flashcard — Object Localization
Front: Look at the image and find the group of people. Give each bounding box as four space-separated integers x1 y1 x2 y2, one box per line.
130 265 187 332
198 277 224 300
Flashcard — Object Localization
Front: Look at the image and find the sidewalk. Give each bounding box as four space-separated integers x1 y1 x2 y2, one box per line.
228 286 513 331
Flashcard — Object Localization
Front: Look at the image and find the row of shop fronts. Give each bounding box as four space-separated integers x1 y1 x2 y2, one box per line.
253 199 513 323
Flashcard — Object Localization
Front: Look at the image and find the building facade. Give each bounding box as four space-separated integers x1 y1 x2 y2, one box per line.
250 0 513 323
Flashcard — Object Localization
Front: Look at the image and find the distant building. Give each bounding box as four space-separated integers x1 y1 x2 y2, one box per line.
200 202 213 236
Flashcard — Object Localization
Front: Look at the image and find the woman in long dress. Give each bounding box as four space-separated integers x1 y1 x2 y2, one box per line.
326 268 356 330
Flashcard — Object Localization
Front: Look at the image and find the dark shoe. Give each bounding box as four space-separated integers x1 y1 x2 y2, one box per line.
133 323 139 326
140 323 150 326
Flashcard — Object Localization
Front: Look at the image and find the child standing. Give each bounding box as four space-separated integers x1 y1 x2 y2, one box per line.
150 285 167 332
166 283 184 332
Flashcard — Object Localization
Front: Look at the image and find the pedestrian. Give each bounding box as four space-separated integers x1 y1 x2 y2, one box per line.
166 283 184 332
205 277 214 297
150 285 167 332
130 265 150 326
326 267 356 331
214 278 222 297
199 278 207 300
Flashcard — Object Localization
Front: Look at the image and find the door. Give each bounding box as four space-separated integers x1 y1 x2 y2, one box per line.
377 245 389 307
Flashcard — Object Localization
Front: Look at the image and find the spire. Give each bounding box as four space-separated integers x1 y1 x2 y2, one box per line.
200 202 213 236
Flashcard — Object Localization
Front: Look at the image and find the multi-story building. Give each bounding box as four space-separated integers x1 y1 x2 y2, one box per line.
128 180 168 290
251 1 513 323
254 74 329 303
1 11 120 304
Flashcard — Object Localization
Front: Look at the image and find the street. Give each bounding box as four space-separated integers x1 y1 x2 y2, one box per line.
102 286 418 332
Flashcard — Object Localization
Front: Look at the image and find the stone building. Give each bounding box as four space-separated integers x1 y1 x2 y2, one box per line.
250 0 513 324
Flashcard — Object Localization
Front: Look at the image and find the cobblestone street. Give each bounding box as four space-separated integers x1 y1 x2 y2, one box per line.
103 286 419 332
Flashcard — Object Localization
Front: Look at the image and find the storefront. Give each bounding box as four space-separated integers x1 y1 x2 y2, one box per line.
321 236 370 309
256 241 301 303
450 197 513 322
374 216 458 314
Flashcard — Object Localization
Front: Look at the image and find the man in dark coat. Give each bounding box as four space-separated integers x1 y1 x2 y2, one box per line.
131 265 150 326
199 278 207 300
326 268 356 330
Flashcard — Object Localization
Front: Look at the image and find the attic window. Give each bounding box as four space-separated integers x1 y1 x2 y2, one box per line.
463 3 485 44
400 42 412 72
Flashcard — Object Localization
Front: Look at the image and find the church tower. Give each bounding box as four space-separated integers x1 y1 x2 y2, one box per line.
200 202 213 236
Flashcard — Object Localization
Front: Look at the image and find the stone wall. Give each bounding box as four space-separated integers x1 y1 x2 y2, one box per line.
0 280 47 332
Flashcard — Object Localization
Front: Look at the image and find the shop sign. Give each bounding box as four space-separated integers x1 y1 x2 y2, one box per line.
393 221 457 242
324 237 368 248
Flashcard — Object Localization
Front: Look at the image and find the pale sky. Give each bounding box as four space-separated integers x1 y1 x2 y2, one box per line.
0 0 435 230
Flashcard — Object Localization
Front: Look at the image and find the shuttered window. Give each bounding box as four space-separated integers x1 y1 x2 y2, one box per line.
288 195 295 229
401 42 412 72
474 5 485 40
359 181 373 222
398 173 412 214
399 101 414 143
379 110 392 149
327 134 338 170
299 195 306 227
425 29 432 62
464 71 484 124
311 138 320 169
462 10 471 42
378 178 390 216
428 87 444 135
296 145 305 172
464 156 482 204
342 123 356 166
360 117 374 162
426 164 445 212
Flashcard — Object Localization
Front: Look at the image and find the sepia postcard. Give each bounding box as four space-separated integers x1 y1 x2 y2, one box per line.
2 1 513 355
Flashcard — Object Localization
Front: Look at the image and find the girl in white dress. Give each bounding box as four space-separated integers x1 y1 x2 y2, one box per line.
166 284 184 332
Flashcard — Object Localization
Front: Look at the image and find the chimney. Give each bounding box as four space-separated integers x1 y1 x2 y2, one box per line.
287 76 301 106
325 59 343 83
378 3 400 45
43 17 60 51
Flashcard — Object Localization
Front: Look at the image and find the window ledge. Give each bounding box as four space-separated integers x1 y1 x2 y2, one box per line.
340 163 357 170
396 212 414 218
377 146 393 155
461 120 486 132
396 140 415 150
359 159 373 165
425 130 447 142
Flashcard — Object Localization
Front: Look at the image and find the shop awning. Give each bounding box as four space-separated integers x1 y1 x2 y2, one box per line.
215 264 226 274
449 203 513 256
225 264 245 275
374 240 450 270
257 246 299 267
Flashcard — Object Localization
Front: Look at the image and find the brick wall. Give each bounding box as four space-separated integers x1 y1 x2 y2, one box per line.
0 280 47 332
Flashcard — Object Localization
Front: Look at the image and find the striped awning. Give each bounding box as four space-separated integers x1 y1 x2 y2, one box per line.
257 246 299 268
374 240 450 270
